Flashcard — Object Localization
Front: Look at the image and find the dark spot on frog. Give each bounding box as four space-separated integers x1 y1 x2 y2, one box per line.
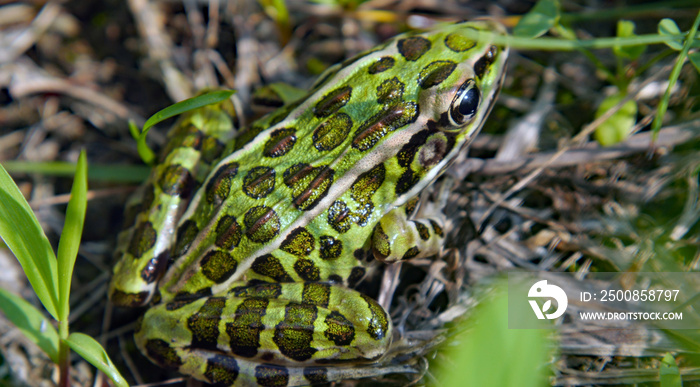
302 283 330 308
251 254 293 282
274 303 318 361
242 166 276 199
304 367 329 384
227 298 269 358
140 250 169 284
244 206 281 243
187 296 226 350
324 311 355 346
201 250 238 284
144 339 183 369
367 56 395 74
293 258 320 281
127 221 156 259
206 162 239 206
158 164 195 199
172 219 199 258
347 267 366 288
280 227 315 257
214 215 241 250
204 354 240 385
263 128 297 158
319 236 342 260
313 85 352 118
397 36 431 61
255 364 290 387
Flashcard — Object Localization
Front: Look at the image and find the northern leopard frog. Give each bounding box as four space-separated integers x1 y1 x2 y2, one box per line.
110 19 508 386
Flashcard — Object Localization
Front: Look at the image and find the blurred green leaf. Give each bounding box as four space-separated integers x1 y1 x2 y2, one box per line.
660 353 682 387
66 332 128 387
514 0 560 38
614 20 646 59
0 288 59 363
689 52 700 73
441 282 551 387
658 18 683 50
594 93 638 146
56 151 87 322
0 164 59 319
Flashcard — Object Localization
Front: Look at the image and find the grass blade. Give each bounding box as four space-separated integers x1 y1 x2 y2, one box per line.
0 164 59 319
131 120 156 165
65 332 128 387
56 151 87 322
141 90 236 133
0 288 59 363
133 90 236 165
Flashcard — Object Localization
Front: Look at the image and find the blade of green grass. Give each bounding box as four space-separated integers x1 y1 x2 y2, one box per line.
0 164 59 319
56 151 87 322
66 332 128 387
133 89 236 165
131 120 156 166
142 90 236 133
0 288 59 363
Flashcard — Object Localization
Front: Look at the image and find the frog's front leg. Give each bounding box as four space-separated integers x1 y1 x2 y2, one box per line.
135 282 392 386
371 201 446 262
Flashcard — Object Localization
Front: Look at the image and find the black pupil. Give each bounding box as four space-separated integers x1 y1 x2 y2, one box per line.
458 88 479 117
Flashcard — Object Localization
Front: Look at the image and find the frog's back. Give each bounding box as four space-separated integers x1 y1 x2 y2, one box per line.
111 20 508 307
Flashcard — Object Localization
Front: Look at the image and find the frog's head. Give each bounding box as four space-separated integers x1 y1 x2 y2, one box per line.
307 19 509 203
409 19 509 137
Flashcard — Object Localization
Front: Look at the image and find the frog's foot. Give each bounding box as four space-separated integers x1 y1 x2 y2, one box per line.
134 281 393 386
371 204 445 262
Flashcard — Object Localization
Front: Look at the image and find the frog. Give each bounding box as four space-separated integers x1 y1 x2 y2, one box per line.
109 19 508 386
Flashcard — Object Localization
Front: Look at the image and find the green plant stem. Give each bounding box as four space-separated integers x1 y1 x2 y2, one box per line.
462 29 688 51
651 10 700 136
58 320 70 387
561 0 700 23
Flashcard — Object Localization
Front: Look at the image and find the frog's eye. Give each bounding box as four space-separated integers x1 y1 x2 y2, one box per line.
448 79 480 127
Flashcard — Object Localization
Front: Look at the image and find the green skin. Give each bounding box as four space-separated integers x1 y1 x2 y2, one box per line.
110 20 508 386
